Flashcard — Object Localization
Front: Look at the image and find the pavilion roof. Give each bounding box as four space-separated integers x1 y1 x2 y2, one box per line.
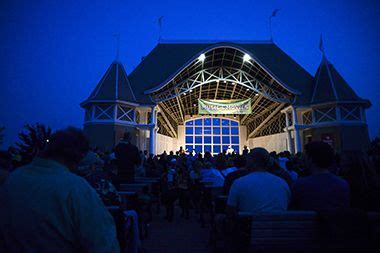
81 61 136 106
127 41 314 105
310 56 369 105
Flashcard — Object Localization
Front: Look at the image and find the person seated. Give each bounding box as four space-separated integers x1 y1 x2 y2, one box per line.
290 141 350 211
0 127 119 252
223 155 249 195
227 148 290 216
200 161 225 188
220 158 237 177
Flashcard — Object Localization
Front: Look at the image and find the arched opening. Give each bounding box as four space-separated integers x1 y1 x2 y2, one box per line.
146 46 298 153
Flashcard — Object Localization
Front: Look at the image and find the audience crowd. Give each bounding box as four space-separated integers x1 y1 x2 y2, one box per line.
0 127 380 253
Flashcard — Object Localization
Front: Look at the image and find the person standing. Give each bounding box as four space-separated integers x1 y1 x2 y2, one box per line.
114 132 141 183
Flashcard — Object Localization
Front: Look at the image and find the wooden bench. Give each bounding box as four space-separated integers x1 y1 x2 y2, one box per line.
235 211 380 253
135 177 160 183
244 211 318 252
119 183 150 192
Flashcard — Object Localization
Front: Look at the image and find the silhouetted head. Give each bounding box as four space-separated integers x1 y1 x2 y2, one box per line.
234 155 246 169
304 141 334 171
122 132 131 142
246 147 270 171
42 127 89 171
215 154 227 170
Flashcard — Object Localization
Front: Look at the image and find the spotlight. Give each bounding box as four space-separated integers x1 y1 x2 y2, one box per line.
183 92 186 95
246 88 250 91
243 54 251 62
190 89 193 93
255 93 259 96
198 53 206 61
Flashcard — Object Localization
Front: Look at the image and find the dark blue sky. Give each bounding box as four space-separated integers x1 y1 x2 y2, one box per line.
1 0 379 148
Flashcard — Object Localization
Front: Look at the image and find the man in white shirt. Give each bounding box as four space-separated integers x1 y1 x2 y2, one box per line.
227 148 290 216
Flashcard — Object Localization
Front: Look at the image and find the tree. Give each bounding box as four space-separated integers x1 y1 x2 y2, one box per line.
0 126 4 146
16 123 52 165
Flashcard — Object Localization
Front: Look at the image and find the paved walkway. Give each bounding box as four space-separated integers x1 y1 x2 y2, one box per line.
142 209 211 253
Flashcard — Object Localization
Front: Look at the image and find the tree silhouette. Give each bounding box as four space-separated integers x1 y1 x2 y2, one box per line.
0 126 4 146
16 123 52 165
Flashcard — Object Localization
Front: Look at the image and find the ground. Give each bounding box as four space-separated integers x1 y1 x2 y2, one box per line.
142 208 211 253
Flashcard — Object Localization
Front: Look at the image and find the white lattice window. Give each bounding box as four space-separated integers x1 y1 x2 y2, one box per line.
117 105 135 122
314 106 336 123
340 105 361 121
302 111 312 125
94 104 114 120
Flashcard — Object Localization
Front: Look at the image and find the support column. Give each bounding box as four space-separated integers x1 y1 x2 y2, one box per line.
292 108 302 153
149 106 157 155
284 112 294 153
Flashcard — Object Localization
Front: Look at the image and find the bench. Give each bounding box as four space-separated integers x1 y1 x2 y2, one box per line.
244 211 318 252
234 211 380 253
119 183 150 192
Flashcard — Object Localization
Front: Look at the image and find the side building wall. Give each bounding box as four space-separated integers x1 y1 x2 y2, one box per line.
248 132 288 153
83 123 138 151
156 133 177 154
303 125 370 152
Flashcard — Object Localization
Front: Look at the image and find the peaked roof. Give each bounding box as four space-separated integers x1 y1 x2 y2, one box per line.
81 61 136 106
310 56 369 105
127 41 314 105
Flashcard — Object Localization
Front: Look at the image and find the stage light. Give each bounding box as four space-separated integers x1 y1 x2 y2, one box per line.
198 53 206 62
243 54 251 62
246 88 250 91
190 89 193 93
183 92 186 95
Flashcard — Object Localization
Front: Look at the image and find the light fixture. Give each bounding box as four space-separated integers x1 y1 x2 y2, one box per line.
255 93 259 96
183 92 186 95
231 82 235 85
189 89 193 93
243 54 251 62
223 80 226 83
198 53 206 61
193 104 196 107
246 88 250 91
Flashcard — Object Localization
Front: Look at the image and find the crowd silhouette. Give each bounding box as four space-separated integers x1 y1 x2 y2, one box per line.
1 127 380 253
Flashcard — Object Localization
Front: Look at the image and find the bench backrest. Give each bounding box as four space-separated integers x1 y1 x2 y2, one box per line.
245 211 318 250
119 183 149 192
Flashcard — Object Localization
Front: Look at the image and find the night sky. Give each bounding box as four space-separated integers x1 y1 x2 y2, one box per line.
1 0 379 148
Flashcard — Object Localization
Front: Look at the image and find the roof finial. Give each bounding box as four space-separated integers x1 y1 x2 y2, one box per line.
113 33 120 61
269 9 280 42
158 16 164 43
319 33 326 60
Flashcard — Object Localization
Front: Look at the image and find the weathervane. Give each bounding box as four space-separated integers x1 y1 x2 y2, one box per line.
158 16 164 42
269 9 280 41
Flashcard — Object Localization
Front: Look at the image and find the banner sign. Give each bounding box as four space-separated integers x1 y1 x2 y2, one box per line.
198 98 252 115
